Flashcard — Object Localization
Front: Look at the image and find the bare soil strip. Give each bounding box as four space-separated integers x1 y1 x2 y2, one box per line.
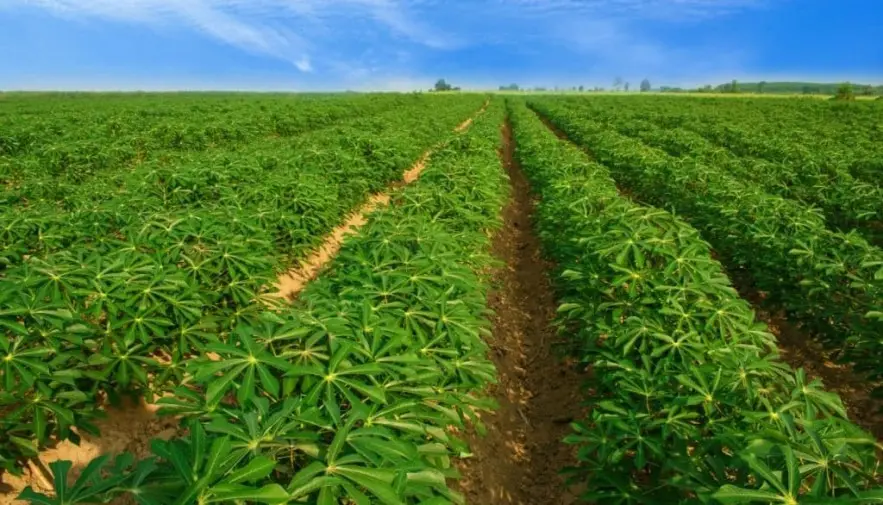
456 119 584 505
276 101 488 300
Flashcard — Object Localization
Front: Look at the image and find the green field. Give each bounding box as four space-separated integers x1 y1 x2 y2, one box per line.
2 93 883 504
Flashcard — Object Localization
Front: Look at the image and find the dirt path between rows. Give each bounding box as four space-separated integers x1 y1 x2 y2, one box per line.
276 100 489 300
455 118 584 505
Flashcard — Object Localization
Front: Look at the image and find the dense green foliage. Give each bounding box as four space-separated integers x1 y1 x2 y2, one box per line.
5 91 883 504
554 97 883 245
509 98 882 503
0 93 489 481
531 96 883 407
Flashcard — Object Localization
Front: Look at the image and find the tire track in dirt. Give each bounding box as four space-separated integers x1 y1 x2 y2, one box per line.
455 117 584 505
275 99 489 300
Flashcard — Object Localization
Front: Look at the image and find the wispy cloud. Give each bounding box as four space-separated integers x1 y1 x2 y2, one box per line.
9 0 459 73
4 0 778 87
499 0 768 20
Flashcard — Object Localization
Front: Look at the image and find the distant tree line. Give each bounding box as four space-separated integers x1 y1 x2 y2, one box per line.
496 78 654 93
431 79 460 92
488 79 881 97
663 81 883 96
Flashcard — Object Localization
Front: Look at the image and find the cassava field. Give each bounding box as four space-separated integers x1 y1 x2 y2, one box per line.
2 92 883 505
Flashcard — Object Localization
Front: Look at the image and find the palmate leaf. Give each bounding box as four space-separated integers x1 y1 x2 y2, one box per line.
0 335 54 392
188 324 292 405
288 341 388 421
85 334 156 390
204 397 324 463
286 410 416 505
133 422 293 505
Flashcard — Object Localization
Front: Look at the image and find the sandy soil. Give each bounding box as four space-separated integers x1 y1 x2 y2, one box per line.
275 191 397 299
454 119 585 504
0 399 179 504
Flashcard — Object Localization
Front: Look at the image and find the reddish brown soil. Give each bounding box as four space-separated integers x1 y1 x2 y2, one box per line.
455 119 585 504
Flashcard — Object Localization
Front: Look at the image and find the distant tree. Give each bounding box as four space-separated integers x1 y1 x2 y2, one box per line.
499 83 520 91
434 79 453 91
578 85 584 92
757 81 767 93
731 79 739 93
640 78 651 92
861 85 874 96
624 82 630 92
613 76 623 91
834 82 856 101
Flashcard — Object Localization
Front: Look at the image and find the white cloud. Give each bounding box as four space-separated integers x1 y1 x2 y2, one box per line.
4 0 777 87
294 56 313 72
8 0 458 73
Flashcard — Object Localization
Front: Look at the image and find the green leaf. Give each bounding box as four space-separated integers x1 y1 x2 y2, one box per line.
713 485 783 504
226 456 276 484
209 484 289 504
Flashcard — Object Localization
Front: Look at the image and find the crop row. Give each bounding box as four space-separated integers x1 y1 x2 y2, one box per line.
0 96 486 476
529 99 883 401
0 93 417 158
545 97 883 245
0 94 484 209
668 102 883 185
14 98 507 505
567 95 883 184
578 105 883 246
0 94 412 208
508 98 882 503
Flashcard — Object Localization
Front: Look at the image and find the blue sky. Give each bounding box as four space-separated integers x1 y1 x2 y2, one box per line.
1 0 880 91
